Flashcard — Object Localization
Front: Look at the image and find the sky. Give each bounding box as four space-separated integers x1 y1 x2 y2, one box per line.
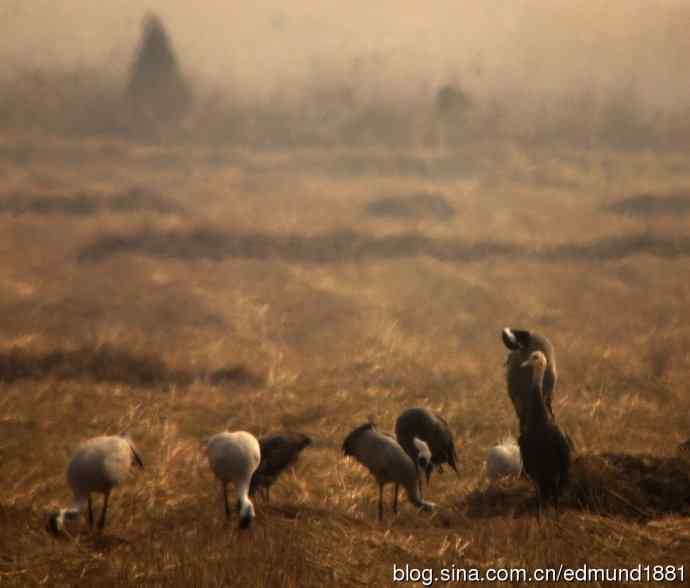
1 1 688 109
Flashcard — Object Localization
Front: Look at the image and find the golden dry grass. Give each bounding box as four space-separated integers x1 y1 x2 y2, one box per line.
1 133 689 586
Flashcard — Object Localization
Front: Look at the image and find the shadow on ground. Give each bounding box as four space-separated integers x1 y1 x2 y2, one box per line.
606 191 690 216
78 227 690 264
364 192 455 221
0 345 263 389
0 186 181 216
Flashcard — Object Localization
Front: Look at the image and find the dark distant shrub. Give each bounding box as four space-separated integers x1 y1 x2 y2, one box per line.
606 192 690 216
435 84 471 118
126 14 191 134
365 192 456 221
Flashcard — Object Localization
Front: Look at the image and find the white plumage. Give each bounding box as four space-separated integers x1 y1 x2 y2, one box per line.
48 435 144 534
412 436 431 470
486 437 523 482
207 431 261 529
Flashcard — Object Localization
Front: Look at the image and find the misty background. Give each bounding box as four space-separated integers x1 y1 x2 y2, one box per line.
1 0 689 147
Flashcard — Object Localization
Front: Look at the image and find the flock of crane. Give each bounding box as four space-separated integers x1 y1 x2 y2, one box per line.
48 327 568 534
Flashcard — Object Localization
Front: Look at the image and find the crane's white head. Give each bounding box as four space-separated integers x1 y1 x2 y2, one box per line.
47 510 65 535
413 437 433 483
47 508 80 536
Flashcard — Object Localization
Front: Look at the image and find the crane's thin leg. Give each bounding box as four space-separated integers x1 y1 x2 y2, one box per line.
223 483 230 518
536 491 543 524
378 484 384 522
87 495 94 528
393 484 399 514
97 491 110 531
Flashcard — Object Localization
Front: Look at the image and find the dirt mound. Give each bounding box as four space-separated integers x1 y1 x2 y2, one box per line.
569 452 690 520
465 452 690 521
365 192 455 221
464 478 536 519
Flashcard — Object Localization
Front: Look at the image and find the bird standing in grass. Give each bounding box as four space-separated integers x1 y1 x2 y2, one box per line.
342 422 434 521
517 351 571 511
249 432 311 502
207 431 261 529
486 437 523 483
47 434 144 535
502 328 558 432
395 407 460 496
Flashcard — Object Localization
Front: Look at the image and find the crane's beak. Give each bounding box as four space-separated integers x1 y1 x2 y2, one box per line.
47 511 62 536
239 514 253 529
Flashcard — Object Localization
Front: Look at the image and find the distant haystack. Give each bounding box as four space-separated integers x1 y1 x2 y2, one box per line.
435 84 471 119
434 83 471 150
126 14 191 133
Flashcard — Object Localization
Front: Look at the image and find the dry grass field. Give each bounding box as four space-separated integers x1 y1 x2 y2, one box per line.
1 133 690 586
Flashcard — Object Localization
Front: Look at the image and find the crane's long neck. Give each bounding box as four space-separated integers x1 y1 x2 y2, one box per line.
403 476 434 511
236 478 255 528
526 367 550 428
236 478 251 506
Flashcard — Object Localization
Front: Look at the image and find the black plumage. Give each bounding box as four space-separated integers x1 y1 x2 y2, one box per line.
395 407 459 490
249 432 311 501
517 351 571 510
502 327 558 433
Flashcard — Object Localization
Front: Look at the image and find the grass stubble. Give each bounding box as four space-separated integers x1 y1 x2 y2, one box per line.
0 135 689 586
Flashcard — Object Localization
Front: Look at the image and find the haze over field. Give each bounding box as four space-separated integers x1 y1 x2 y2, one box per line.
2 0 689 108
